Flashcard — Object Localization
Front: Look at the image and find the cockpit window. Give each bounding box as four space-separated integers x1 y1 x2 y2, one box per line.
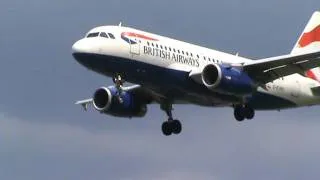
100 32 109 38
87 32 99 38
108 33 115 39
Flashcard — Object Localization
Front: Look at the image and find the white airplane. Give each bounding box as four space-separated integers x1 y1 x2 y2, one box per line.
73 11 320 136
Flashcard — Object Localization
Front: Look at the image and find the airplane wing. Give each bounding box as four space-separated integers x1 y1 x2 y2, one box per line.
75 98 93 111
243 51 320 84
75 84 165 111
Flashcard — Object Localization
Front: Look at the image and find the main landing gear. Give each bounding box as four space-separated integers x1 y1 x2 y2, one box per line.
161 103 182 136
233 104 255 121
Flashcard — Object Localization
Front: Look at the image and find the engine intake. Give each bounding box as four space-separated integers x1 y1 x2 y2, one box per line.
202 64 222 88
201 64 254 95
93 87 112 111
92 87 147 117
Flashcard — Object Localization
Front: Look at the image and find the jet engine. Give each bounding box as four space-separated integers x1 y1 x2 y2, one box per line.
201 64 254 95
93 87 147 117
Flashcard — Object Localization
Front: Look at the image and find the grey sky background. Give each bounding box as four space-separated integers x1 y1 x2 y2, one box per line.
1 0 320 179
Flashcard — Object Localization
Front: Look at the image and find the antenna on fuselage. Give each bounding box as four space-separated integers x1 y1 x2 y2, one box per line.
119 22 122 27
236 52 239 56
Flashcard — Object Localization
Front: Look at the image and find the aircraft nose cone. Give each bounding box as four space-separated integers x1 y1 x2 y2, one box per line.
72 40 87 65
72 39 91 63
72 40 85 54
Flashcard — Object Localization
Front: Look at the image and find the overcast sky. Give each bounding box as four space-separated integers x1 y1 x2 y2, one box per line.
1 0 320 180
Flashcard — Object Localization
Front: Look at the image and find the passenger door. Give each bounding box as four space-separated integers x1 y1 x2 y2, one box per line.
130 36 140 55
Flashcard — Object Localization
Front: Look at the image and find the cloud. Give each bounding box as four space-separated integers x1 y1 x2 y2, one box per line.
1 0 320 179
1 107 320 180
0 112 153 156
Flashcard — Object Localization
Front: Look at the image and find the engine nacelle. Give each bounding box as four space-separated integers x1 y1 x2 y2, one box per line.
201 64 254 95
93 87 147 117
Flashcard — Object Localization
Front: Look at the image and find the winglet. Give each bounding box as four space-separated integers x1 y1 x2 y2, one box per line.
82 104 88 111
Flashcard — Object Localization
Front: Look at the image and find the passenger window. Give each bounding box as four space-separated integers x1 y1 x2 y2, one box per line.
173 49 176 52
165 46 167 50
160 45 163 49
156 44 159 48
178 50 180 53
147 42 150 46
100 32 109 38
108 33 115 39
87 32 99 38
191 53 193 57
186 52 189 56
152 43 154 47
182 51 184 54
169 47 172 51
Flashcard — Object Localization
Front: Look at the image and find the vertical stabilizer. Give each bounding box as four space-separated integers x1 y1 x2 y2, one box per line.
291 11 320 54
292 11 320 82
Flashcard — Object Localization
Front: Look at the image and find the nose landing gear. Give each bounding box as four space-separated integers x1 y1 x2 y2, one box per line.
113 73 125 103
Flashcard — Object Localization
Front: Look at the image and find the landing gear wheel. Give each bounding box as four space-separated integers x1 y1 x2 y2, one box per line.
112 73 125 85
234 105 255 121
172 120 182 135
245 107 255 120
162 121 172 136
234 107 245 122
160 103 182 136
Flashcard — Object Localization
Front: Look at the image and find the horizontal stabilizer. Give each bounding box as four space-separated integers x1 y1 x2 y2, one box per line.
311 86 320 96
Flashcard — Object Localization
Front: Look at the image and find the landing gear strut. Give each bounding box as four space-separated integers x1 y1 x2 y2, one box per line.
113 73 125 103
160 103 182 136
234 104 255 121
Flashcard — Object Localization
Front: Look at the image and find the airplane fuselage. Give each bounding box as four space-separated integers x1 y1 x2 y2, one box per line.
72 25 320 111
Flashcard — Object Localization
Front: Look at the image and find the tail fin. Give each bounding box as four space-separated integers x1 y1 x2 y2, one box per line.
291 11 320 54
291 11 320 82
